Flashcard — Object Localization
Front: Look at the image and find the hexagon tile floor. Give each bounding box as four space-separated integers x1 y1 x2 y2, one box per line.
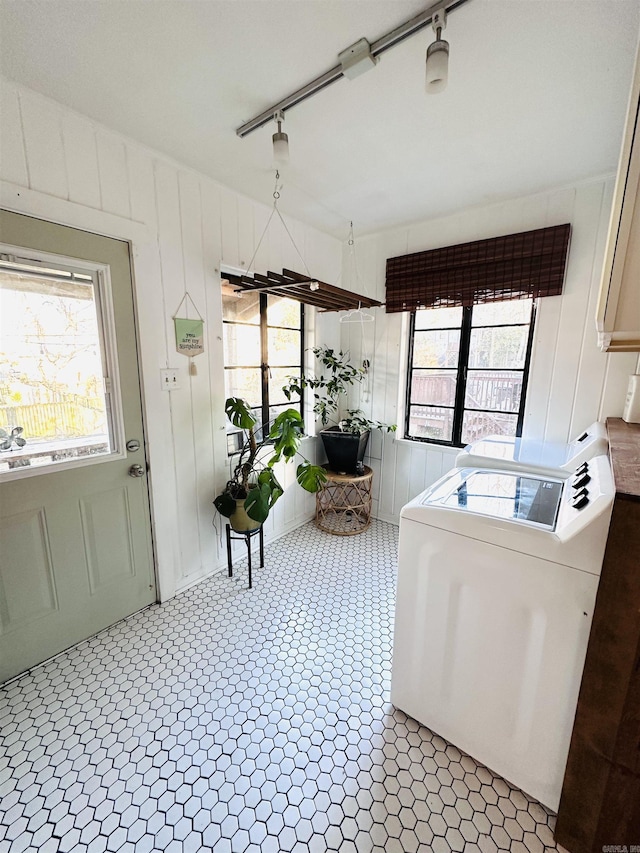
1 520 565 853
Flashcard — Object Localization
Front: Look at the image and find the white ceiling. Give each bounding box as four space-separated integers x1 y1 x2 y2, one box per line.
1 0 639 239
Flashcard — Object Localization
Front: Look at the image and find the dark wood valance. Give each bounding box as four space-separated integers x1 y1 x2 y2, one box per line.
385 224 571 313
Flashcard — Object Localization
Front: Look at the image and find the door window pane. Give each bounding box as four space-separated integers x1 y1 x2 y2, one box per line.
0 268 112 473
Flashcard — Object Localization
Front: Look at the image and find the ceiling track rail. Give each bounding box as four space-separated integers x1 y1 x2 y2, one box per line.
236 0 472 138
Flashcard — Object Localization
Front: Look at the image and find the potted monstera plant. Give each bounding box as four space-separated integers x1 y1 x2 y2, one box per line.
214 397 327 532
282 347 396 475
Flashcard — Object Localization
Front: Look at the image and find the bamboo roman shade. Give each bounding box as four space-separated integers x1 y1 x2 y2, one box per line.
385 224 571 313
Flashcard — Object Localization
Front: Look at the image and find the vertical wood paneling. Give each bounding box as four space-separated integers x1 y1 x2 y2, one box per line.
1 83 342 597
19 90 68 198
524 188 576 439
62 113 101 209
378 432 397 520
392 441 412 518
252 203 271 274
0 82 28 186
237 195 254 270
408 445 428 502
569 179 615 435
425 447 445 488
200 178 226 566
155 162 201 580
219 186 239 267
179 171 217 577
524 296 563 439
545 182 605 443
127 146 156 226
96 131 131 219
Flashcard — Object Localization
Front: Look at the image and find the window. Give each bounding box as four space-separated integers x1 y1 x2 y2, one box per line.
222 290 304 453
405 299 535 446
0 255 118 474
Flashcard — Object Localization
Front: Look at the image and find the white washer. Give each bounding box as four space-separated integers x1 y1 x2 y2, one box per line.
455 421 608 478
391 456 614 811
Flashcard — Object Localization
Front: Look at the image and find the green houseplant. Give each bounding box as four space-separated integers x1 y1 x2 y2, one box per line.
282 347 396 475
214 397 327 531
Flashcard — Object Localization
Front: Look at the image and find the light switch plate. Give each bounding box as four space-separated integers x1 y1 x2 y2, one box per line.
161 368 181 391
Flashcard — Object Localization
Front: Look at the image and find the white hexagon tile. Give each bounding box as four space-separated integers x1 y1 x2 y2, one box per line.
0 521 564 853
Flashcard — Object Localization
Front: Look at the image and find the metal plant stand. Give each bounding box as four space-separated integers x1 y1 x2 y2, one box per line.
225 523 264 589
315 464 373 536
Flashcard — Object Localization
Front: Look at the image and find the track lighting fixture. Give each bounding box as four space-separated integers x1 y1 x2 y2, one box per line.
272 110 289 166
425 8 449 94
237 1 470 138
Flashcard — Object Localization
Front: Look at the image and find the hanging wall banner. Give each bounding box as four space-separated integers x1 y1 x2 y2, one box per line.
174 317 204 356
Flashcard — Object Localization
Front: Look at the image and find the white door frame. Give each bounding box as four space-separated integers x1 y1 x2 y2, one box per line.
1 179 178 602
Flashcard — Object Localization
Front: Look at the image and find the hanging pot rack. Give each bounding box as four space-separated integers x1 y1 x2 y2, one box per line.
223 267 382 313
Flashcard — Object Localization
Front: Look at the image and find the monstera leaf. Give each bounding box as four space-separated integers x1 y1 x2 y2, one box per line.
0 426 26 451
296 462 327 493
268 409 304 464
224 397 256 430
244 469 284 523
213 492 236 518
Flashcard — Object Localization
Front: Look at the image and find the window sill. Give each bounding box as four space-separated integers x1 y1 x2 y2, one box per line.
394 437 461 454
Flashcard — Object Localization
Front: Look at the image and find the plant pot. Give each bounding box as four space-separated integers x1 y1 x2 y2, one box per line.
320 427 370 475
229 498 262 533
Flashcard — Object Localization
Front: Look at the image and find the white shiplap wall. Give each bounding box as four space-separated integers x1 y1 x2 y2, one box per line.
0 80 342 598
340 180 640 523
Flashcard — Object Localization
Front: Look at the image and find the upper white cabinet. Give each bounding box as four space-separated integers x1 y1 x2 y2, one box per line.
597 42 640 352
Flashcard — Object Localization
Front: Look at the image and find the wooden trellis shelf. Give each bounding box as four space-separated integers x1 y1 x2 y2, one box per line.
223 268 382 313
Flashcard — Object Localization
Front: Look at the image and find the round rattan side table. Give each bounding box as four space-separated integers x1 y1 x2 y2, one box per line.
315 464 373 536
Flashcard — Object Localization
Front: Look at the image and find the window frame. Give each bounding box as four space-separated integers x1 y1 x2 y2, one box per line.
404 301 536 448
0 245 127 481
223 292 305 452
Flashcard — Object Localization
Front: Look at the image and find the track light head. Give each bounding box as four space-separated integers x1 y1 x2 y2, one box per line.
272 110 289 165
425 8 449 94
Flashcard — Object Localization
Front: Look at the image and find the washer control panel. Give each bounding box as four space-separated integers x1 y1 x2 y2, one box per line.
555 454 614 542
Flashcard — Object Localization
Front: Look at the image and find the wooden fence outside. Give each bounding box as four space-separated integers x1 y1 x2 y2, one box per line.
0 397 105 439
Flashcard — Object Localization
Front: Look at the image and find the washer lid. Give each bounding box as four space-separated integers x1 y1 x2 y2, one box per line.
424 470 563 530
455 422 608 477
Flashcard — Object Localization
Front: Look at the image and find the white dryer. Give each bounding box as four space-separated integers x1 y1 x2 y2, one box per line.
455 421 608 478
391 455 614 811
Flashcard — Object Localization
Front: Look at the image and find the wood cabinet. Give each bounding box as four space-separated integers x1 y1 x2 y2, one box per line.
555 419 640 849
596 42 640 352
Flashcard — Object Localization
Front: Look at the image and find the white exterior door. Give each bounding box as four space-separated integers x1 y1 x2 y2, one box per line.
0 211 156 683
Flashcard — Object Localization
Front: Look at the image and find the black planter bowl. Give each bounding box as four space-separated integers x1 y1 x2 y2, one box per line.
320 427 370 475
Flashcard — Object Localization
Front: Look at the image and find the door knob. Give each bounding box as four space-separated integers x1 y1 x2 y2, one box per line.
128 464 146 478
